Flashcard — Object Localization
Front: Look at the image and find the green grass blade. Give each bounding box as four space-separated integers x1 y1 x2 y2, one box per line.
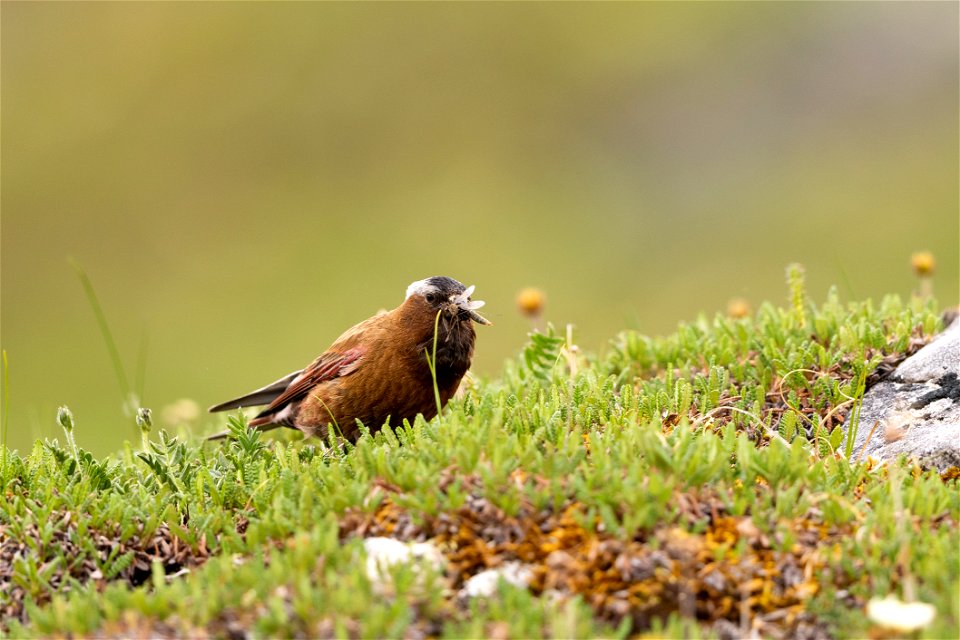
135 330 150 407
1 349 8 490
69 258 133 410
426 309 443 417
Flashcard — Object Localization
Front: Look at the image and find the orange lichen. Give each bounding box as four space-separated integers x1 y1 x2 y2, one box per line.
941 466 960 483
339 475 872 637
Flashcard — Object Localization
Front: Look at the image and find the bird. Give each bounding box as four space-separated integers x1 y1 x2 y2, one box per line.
208 276 490 443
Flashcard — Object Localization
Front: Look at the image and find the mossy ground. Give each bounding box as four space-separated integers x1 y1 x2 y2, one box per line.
1 285 957 639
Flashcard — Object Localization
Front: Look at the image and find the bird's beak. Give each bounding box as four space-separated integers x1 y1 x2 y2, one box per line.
450 285 492 326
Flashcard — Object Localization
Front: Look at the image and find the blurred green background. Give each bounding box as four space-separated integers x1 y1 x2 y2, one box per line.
2 2 957 455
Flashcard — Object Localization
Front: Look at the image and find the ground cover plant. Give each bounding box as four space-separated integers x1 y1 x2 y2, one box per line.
2 271 958 639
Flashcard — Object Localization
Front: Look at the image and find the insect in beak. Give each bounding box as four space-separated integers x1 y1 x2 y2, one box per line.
450 285 492 325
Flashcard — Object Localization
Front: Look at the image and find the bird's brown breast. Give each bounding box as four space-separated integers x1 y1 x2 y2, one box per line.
295 296 476 441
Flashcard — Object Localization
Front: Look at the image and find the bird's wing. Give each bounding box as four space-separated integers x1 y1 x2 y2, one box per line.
255 347 364 418
209 309 386 421
208 370 303 413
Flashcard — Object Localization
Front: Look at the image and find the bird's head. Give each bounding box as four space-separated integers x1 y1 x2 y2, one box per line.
404 276 491 326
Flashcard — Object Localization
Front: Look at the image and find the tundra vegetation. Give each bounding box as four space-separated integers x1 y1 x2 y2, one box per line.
1 273 957 639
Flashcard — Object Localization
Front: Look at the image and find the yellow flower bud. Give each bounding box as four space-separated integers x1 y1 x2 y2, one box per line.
726 298 751 319
516 288 545 317
911 251 935 277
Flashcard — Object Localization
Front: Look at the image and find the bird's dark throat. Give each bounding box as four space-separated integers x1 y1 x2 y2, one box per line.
418 313 475 388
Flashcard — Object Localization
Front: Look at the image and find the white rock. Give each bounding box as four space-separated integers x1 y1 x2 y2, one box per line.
867 595 936 632
461 562 533 598
363 537 445 584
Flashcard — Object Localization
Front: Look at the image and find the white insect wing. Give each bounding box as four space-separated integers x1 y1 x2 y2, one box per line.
452 284 484 309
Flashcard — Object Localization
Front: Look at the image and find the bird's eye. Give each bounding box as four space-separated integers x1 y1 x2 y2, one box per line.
425 292 438 304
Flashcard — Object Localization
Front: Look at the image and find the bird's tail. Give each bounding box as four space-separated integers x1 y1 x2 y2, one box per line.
207 370 302 413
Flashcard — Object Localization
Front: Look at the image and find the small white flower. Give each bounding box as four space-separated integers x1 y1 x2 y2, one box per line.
867 595 936 632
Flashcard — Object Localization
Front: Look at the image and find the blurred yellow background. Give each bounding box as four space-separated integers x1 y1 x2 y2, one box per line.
2 2 957 455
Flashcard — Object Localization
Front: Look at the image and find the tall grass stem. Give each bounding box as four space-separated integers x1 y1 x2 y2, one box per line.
843 370 867 459
426 310 443 418
69 259 136 416
1 350 8 491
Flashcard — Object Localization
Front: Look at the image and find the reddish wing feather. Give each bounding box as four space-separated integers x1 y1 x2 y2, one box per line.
258 348 364 416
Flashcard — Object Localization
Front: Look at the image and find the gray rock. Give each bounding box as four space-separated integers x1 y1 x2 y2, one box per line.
892 320 959 383
846 321 959 472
